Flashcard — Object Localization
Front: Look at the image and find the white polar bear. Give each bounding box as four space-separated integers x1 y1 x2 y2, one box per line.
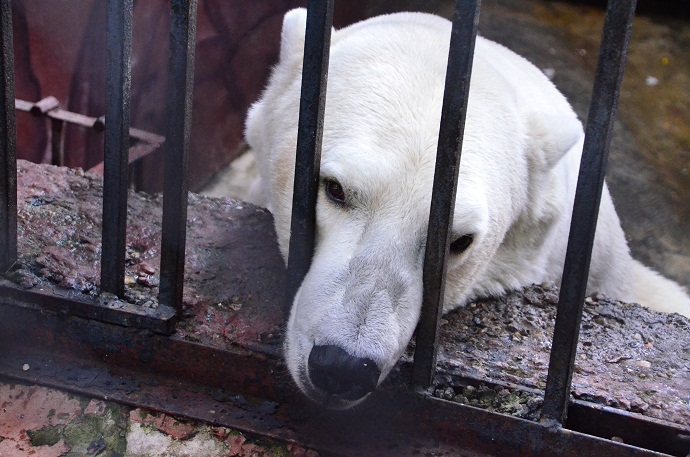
244 9 690 409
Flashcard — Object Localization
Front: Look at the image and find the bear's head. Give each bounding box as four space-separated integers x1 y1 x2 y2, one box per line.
245 9 583 409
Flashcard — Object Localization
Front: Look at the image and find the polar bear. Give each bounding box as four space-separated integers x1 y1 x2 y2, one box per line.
244 9 690 409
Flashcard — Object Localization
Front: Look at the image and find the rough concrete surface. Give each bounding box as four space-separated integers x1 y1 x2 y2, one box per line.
430 285 690 426
0 383 318 457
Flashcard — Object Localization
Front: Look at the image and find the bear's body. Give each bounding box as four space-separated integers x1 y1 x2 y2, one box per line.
244 9 690 408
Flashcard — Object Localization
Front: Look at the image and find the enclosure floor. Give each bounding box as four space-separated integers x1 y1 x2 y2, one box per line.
0 380 316 457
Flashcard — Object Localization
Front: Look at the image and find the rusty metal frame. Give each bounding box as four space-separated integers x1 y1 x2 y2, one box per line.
0 280 176 334
14 97 165 173
1 301 686 456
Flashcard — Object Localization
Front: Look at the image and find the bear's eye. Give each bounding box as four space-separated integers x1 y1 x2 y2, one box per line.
449 234 473 254
324 179 346 205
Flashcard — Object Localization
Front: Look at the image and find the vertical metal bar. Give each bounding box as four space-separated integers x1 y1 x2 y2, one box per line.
284 0 335 318
0 0 16 273
100 0 133 297
159 0 197 314
412 0 481 389
51 119 65 166
540 0 637 426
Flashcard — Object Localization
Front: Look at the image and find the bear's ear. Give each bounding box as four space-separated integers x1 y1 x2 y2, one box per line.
280 8 337 62
280 8 309 62
527 113 584 171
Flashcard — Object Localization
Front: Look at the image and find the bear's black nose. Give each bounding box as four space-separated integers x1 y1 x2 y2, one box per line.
308 345 381 401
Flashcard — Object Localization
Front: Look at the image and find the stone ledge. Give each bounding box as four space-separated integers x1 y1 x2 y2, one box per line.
6 160 690 430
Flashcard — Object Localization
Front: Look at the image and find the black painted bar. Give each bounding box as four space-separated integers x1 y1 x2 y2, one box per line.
100 0 133 297
284 0 335 317
541 0 637 426
0 0 15 274
159 0 197 314
412 0 482 389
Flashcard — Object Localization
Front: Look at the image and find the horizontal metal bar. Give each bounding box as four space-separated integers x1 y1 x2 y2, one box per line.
16 99 165 143
568 399 690 457
100 0 133 298
284 0 335 318
412 0 482 389
88 142 163 175
0 300 669 457
14 98 32 111
159 0 198 315
48 108 104 129
125 142 161 163
16 100 102 129
0 0 17 273
0 281 177 334
129 127 165 145
541 0 638 426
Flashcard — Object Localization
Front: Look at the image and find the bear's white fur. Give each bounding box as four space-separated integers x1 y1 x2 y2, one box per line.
244 9 690 408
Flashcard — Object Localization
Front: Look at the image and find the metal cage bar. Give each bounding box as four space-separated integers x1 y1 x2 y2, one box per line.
159 0 198 314
284 0 335 317
412 0 481 389
541 0 638 426
0 0 16 273
100 0 133 297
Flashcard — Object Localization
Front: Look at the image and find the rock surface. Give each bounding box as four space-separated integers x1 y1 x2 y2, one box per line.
431 286 690 427
0 383 318 457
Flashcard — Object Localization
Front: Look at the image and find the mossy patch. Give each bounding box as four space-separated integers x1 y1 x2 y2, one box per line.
60 403 127 457
27 426 62 447
266 444 291 457
434 383 543 420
